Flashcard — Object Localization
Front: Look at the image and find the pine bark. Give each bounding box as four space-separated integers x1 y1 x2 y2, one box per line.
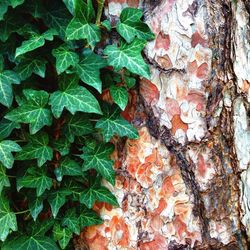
76 0 250 249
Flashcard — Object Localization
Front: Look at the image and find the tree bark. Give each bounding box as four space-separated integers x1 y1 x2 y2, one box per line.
75 0 250 249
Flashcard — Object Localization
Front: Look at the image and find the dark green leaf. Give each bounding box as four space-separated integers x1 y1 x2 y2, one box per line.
0 195 17 241
52 137 71 156
110 85 128 110
63 113 93 143
0 70 20 107
96 105 138 142
15 29 57 58
79 206 103 227
81 143 115 185
80 186 118 209
0 140 21 169
17 167 53 196
62 208 80 235
116 8 155 43
49 73 102 118
75 51 107 93
0 119 20 140
0 165 10 194
52 45 79 74
58 157 82 178
104 39 150 79
15 56 47 80
5 89 52 134
48 189 71 218
52 223 72 249
2 236 59 250
15 132 53 167
29 196 44 221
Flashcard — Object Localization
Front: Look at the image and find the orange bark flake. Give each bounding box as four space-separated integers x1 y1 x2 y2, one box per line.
140 79 160 105
171 114 188 134
191 31 207 48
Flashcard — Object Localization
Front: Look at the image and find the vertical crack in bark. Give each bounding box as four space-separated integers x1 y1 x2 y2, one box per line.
140 96 210 244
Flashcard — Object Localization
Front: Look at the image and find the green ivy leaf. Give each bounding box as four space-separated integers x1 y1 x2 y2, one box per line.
81 143 115 185
116 8 155 43
0 195 17 241
48 189 71 218
29 219 55 236
62 208 80 235
0 165 10 195
52 223 72 249
9 0 25 8
49 73 102 118
29 196 44 221
15 132 53 167
0 70 20 107
0 14 24 42
0 140 21 169
62 113 93 143
2 236 59 250
0 119 20 140
5 89 52 134
124 75 136 88
75 51 107 93
66 0 100 47
14 56 47 80
17 167 53 196
57 157 82 179
0 1 24 21
80 186 118 209
52 45 79 74
104 39 150 79
79 206 103 227
15 29 57 58
96 105 138 142
110 85 128 110
44 3 71 39
52 137 71 156
23 0 45 18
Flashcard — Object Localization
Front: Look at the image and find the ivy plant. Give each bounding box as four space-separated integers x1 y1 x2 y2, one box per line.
0 1 154 249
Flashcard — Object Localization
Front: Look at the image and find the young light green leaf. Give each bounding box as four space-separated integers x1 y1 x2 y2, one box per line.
80 186 118 209
15 132 53 167
79 206 103 228
0 140 21 169
0 165 10 194
116 8 155 43
96 105 138 142
2 236 59 250
49 73 102 118
0 195 17 241
15 29 57 58
110 85 128 110
14 56 47 80
52 223 72 249
5 89 52 134
48 189 71 218
104 39 150 79
62 208 80 235
62 113 93 143
52 45 79 74
17 167 53 196
81 143 115 185
0 119 20 140
0 70 20 107
75 51 107 93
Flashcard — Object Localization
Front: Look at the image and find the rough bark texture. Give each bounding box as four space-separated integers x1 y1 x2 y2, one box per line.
75 0 250 249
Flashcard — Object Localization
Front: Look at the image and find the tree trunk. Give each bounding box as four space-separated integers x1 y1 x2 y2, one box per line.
75 0 250 249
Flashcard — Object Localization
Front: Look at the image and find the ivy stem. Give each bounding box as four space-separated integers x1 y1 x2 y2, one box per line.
7 175 16 178
15 209 30 215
